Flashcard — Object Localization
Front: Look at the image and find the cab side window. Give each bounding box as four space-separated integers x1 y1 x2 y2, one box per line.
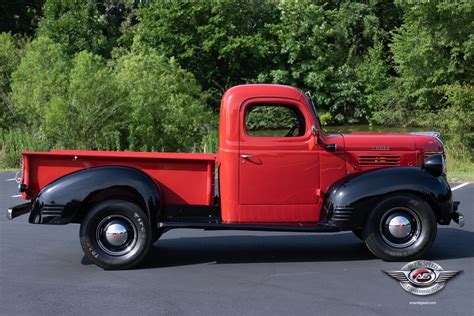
245 104 306 137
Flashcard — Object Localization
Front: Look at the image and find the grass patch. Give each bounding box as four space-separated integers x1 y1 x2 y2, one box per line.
446 147 474 182
448 167 474 182
0 168 18 172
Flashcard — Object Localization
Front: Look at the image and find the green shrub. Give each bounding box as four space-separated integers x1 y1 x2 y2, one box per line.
0 129 50 168
44 51 125 150
198 124 219 154
420 84 473 157
10 36 70 127
0 32 21 131
390 1 473 113
114 43 212 152
319 112 332 126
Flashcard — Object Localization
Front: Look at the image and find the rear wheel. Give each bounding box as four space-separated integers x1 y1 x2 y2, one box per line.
80 200 152 270
363 194 437 261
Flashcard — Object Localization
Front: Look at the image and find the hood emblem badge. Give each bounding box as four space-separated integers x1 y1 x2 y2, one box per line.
372 146 391 151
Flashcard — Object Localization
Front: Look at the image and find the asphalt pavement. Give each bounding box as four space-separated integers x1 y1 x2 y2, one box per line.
0 171 473 315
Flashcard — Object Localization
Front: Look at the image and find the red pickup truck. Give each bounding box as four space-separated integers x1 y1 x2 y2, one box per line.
8 84 463 269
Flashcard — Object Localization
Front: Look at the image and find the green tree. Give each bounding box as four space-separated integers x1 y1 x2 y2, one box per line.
44 51 125 150
10 36 70 127
431 84 473 151
114 43 212 151
0 33 22 131
131 0 279 107
390 1 474 111
355 40 395 123
37 0 109 56
263 0 383 123
369 0 403 37
96 0 143 43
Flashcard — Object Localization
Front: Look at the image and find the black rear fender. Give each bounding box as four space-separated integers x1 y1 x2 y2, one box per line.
29 166 161 226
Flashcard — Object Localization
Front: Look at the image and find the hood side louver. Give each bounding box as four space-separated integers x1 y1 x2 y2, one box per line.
358 155 401 166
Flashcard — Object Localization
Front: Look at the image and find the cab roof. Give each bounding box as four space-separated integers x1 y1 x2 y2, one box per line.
220 84 305 113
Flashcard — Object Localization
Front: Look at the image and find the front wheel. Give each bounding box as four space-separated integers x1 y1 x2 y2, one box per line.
80 200 152 270
363 194 437 261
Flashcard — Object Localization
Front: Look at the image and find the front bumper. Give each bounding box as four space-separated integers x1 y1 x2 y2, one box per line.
7 202 31 220
451 201 464 227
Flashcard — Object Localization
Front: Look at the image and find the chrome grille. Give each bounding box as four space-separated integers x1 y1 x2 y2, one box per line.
358 155 401 166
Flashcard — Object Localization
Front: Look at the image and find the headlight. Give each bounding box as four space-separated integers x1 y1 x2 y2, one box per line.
423 154 445 177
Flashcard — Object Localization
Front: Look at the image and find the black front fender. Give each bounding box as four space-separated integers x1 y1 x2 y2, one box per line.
322 167 453 230
29 166 161 226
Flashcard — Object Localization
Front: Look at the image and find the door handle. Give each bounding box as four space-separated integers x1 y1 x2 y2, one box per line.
240 154 253 159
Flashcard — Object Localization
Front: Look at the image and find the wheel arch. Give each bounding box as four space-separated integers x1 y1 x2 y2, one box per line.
379 190 447 225
72 186 150 224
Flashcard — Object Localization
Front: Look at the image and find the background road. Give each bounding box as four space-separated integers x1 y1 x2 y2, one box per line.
1 172 472 315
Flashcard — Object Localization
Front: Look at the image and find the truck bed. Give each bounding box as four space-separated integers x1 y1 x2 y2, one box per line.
21 150 216 206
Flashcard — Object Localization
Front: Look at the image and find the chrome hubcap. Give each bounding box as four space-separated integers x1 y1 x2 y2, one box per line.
104 222 129 247
96 215 137 256
387 215 412 239
380 207 421 248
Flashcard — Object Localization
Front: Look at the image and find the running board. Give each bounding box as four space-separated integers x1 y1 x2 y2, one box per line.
159 221 339 233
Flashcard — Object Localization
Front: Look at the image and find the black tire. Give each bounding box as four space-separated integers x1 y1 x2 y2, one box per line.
80 200 152 270
363 194 437 261
352 229 364 241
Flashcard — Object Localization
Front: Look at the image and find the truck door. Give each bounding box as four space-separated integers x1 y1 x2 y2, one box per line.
238 98 320 223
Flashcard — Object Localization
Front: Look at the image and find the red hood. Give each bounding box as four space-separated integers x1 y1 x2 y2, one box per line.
341 132 416 151
340 132 444 153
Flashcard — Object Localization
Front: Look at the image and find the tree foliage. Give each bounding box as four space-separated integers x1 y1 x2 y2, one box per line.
0 33 22 131
261 0 383 123
38 0 110 56
11 36 70 128
115 43 212 151
7 35 211 154
390 1 473 110
44 51 125 149
1 0 473 169
132 0 279 107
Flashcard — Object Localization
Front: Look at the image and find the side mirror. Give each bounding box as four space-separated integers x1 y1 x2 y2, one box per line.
325 143 337 152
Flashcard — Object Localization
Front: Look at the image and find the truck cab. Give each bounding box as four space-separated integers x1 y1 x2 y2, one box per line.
7 84 463 270
219 84 326 223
